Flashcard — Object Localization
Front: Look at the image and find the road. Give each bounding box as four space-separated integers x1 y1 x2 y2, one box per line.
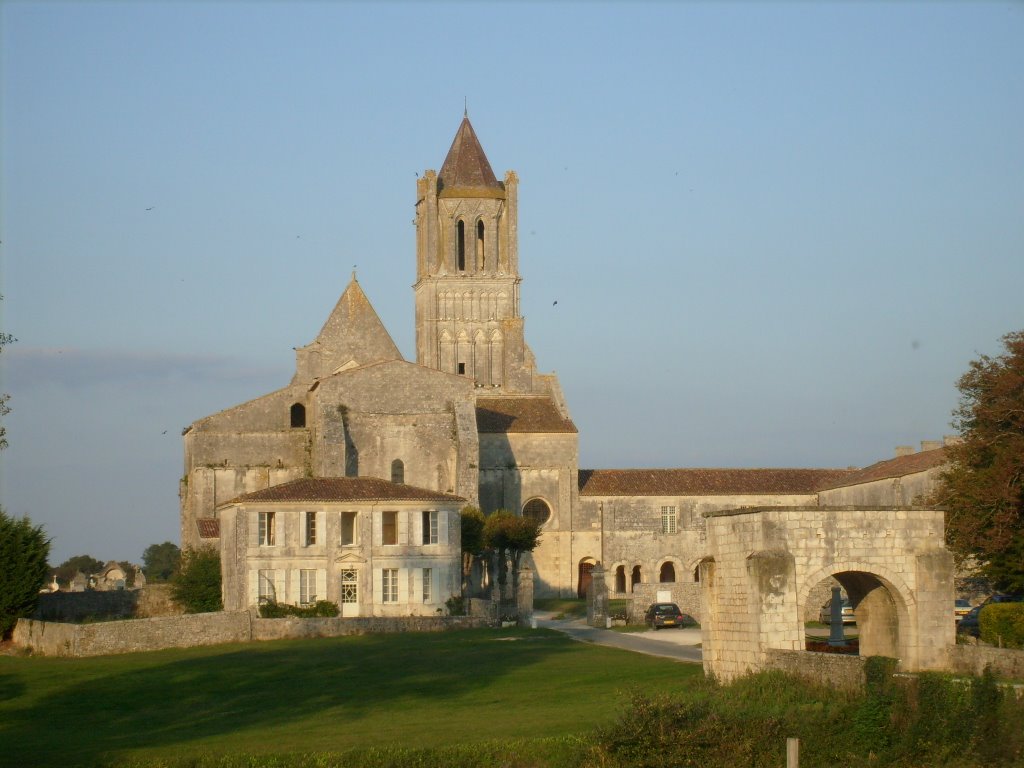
534 611 704 664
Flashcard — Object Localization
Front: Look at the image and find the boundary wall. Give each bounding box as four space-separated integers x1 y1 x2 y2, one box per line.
13 613 489 657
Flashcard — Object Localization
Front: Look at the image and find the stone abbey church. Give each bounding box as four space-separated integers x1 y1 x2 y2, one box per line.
181 116 950 616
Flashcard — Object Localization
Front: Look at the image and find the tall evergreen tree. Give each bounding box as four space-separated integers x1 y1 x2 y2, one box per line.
934 331 1024 591
0 509 51 637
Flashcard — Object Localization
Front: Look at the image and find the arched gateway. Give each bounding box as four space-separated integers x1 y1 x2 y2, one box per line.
699 506 954 682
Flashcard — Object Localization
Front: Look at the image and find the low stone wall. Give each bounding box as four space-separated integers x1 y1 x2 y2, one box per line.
14 612 251 657
14 613 491 657
628 582 703 624
948 643 1024 680
764 649 866 692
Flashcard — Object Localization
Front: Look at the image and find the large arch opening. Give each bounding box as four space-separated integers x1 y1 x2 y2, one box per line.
577 558 596 599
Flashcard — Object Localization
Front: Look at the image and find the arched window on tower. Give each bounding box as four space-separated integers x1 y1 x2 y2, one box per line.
391 459 405 485
290 403 306 428
456 220 466 271
476 220 485 270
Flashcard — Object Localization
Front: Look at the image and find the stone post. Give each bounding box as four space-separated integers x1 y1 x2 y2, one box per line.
517 565 534 627
586 563 609 628
828 586 847 647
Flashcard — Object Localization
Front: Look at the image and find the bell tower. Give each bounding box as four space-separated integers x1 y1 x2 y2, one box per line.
414 115 534 391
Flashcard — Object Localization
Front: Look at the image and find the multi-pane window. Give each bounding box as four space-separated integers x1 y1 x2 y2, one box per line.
258 569 276 603
304 511 317 546
258 511 276 546
341 512 357 546
340 570 358 604
661 506 677 534
422 568 432 603
300 569 317 605
382 568 399 603
422 510 439 545
382 511 397 545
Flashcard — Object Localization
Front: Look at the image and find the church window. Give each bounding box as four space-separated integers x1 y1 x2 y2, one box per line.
391 459 405 485
340 569 358 604
258 511 276 546
382 511 398 545
659 562 676 583
457 220 466 271
458 362 466 375
523 498 552 526
341 512 357 546
382 568 399 603
661 506 677 534
290 403 306 428
422 510 439 544
476 220 485 269
303 511 317 546
299 569 317 605
258 569 276 603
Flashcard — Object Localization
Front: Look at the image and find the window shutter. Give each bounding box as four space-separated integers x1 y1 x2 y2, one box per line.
276 571 287 604
433 567 441 604
373 512 382 546
248 569 258 606
373 568 382 604
398 511 409 546
439 510 449 545
397 568 409 604
413 568 423 603
413 511 422 546
316 569 327 603
249 511 259 548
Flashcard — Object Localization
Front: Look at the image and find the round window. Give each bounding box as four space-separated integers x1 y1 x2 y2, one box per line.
522 498 552 526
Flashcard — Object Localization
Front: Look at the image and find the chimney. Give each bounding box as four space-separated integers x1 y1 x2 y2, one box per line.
894 446 915 457
920 440 942 452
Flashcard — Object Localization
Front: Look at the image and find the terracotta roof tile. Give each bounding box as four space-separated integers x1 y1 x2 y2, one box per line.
196 519 220 539
477 397 578 434
819 447 947 490
223 477 465 505
578 468 856 497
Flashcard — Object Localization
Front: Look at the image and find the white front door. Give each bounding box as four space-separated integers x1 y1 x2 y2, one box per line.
340 569 360 617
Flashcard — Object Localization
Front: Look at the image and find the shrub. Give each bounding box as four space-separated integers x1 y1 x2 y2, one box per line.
978 603 1024 648
171 549 222 613
258 600 339 618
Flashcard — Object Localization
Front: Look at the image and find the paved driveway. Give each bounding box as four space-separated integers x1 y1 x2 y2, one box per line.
534 612 703 665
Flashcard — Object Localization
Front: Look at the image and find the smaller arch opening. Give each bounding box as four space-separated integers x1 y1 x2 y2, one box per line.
615 565 626 593
630 565 642 592
290 403 306 428
693 565 700 583
578 559 596 598
659 562 676 583
522 498 552 526
456 220 466 271
390 459 405 485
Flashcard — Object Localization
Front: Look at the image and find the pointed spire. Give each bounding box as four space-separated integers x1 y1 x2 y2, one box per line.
438 115 504 195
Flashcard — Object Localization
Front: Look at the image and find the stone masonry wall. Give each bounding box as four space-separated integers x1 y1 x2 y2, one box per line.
948 644 1024 680
764 649 866 692
15 613 491 657
629 581 703 623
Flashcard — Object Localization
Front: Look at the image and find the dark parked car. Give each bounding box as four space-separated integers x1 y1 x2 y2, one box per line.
645 602 687 629
954 599 972 622
956 593 1024 637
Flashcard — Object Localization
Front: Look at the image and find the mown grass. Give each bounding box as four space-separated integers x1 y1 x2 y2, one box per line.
0 627 699 768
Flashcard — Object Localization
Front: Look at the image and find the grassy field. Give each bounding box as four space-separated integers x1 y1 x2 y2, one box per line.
0 627 699 767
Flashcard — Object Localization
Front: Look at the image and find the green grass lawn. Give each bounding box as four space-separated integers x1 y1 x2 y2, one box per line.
0 627 700 767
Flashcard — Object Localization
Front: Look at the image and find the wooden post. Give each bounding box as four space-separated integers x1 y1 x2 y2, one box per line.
787 737 799 768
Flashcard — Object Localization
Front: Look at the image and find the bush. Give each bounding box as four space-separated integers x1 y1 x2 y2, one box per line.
171 549 222 613
258 600 339 618
978 603 1024 648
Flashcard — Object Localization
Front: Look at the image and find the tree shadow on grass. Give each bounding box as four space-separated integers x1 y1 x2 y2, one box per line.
0 629 575 767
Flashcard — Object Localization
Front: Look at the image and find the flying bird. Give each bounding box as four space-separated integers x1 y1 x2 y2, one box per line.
553 300 558 306
145 207 154 211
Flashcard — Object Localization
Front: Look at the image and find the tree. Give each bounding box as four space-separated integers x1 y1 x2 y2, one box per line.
459 505 486 590
171 549 222 613
484 510 542 602
933 330 1024 592
52 554 105 585
0 508 51 638
142 541 181 582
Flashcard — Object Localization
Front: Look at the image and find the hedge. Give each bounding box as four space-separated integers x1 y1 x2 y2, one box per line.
978 603 1024 649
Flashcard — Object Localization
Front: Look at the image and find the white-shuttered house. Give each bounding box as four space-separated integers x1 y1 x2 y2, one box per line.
218 477 464 616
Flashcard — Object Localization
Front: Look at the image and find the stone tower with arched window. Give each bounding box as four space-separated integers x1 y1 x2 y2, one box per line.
414 114 534 392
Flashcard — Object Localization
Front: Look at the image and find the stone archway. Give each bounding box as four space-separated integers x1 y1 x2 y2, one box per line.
578 558 596 599
699 506 954 682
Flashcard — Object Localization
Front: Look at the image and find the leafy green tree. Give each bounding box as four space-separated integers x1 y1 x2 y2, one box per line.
460 505 485 589
142 541 181 582
171 549 222 613
53 554 104 585
0 508 51 638
484 510 542 601
933 331 1024 591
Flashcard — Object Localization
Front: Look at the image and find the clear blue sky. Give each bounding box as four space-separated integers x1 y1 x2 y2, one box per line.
2 1 1022 565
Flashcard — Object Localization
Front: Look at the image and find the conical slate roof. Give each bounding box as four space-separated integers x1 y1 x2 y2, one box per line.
438 115 504 194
